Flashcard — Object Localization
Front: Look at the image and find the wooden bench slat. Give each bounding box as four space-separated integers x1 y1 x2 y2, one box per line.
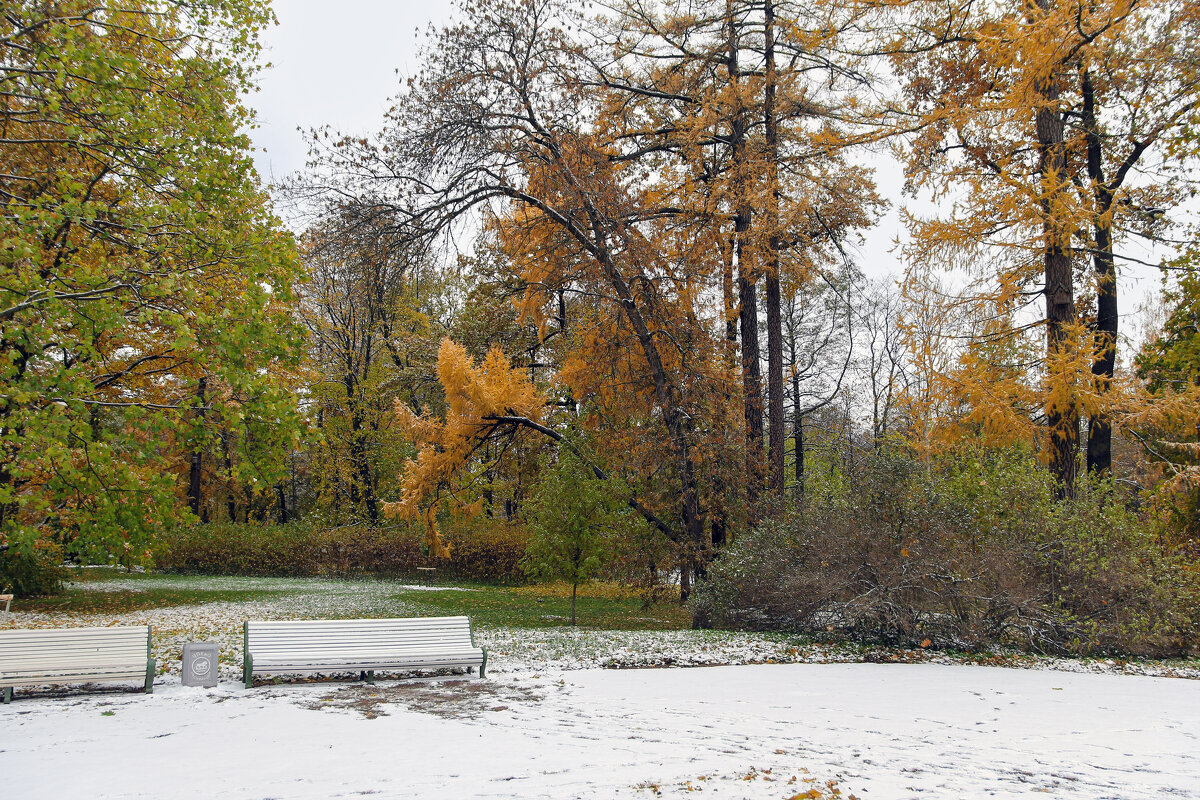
249 617 470 628
0 634 147 641
243 616 487 687
3 669 150 682
0 648 147 659
256 656 483 667
1 656 148 667
0 625 155 702
253 641 485 651
0 626 150 636
255 650 484 660
254 656 482 669
0 640 147 650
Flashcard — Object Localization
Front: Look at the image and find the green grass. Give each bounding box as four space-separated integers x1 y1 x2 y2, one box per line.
12 570 689 629
394 582 691 631
63 567 139 584
16 581 280 615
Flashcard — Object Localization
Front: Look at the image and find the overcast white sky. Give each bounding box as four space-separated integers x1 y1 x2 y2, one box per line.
248 0 457 185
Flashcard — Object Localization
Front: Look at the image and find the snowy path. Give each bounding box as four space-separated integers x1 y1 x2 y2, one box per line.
2 662 1197 799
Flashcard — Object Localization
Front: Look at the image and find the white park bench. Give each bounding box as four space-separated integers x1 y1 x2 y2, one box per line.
242 616 488 688
0 625 156 703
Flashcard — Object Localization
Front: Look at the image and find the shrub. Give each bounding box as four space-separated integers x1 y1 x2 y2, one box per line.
441 517 530 584
0 543 66 597
692 446 1200 658
153 519 530 584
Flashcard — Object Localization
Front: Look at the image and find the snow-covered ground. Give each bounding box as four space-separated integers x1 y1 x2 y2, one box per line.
3 574 1200 798
2 663 1198 799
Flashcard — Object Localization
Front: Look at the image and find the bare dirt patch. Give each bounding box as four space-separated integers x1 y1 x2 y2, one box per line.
301 678 544 720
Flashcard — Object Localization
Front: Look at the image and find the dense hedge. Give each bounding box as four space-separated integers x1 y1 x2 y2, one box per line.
154 519 531 585
692 448 1200 658
0 544 65 597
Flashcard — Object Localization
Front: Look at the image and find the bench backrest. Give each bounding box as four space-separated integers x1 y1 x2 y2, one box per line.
245 616 477 656
0 626 151 670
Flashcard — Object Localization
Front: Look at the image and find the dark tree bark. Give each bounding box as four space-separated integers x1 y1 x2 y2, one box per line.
710 228 737 555
791 323 804 498
570 580 578 626
728 5 763 513
1033 13 1078 495
187 376 207 521
1082 68 1117 476
276 483 288 524
483 439 495 519
763 0 786 498
345 369 379 523
220 428 237 523
723 233 738 347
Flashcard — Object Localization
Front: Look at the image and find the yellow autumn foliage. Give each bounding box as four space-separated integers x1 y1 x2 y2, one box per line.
384 338 544 557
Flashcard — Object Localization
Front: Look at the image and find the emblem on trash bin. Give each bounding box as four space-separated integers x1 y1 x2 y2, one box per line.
191 655 212 678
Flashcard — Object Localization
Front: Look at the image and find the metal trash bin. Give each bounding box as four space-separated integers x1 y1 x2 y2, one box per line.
181 642 220 687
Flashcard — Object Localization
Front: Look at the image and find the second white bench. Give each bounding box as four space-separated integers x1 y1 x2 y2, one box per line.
242 616 487 688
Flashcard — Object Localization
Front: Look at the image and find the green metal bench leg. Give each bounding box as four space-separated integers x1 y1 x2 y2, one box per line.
479 650 487 679
144 625 155 693
366 670 375 685
243 622 253 688
3 686 11 704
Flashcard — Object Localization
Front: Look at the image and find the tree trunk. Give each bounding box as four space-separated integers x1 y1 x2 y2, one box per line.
276 483 288 524
723 233 738 347
570 581 578 627
580 222 704 595
345 370 379 523
1033 6 1078 495
763 0 786 500
728 6 763 514
290 455 298 519
1082 68 1116 476
794 410 804 495
793 372 804 499
221 428 237 522
710 226 738 553
187 376 207 521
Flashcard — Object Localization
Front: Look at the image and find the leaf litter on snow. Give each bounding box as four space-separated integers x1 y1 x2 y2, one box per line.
3 573 1198 683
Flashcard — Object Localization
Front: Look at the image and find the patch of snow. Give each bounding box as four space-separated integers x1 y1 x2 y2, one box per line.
2 664 1198 798
4 574 1200 797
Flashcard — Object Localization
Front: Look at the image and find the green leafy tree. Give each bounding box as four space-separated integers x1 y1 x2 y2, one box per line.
0 1 303 585
523 449 624 626
1135 249 1200 544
